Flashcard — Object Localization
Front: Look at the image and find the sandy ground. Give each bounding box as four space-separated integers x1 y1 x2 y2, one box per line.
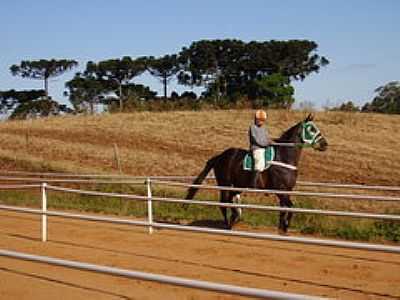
0 210 399 300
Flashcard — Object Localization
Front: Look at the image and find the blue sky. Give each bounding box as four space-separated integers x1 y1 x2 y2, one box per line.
1 0 399 108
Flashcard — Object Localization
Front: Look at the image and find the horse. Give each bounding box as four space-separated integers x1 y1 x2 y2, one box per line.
185 114 328 233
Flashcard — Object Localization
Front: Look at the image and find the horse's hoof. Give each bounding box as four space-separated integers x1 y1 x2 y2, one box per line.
278 228 289 236
226 222 236 230
229 220 239 230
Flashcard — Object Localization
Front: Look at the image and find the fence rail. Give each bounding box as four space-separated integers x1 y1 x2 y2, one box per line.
297 180 400 192
0 181 399 253
2 170 400 191
152 179 400 202
0 179 399 298
46 184 400 221
2 175 400 202
0 184 41 189
0 176 145 184
1 204 400 254
0 249 324 300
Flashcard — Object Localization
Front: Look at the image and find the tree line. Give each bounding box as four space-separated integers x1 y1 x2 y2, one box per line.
0 39 333 118
331 81 400 114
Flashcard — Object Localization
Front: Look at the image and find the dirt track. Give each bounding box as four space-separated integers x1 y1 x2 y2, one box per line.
0 210 399 300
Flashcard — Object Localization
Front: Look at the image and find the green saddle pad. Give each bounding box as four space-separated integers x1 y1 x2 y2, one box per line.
243 146 275 171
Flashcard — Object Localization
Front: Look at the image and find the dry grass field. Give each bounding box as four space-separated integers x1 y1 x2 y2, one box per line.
0 110 399 300
0 109 399 186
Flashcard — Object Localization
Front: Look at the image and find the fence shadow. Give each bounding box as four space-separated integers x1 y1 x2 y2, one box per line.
188 219 227 229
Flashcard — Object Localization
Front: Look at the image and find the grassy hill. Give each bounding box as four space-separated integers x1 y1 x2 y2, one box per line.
0 109 399 242
0 109 399 186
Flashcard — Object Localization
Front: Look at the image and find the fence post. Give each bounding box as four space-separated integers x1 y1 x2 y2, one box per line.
113 143 123 174
41 183 47 242
146 177 153 234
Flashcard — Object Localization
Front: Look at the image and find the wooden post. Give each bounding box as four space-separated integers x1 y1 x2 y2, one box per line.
25 132 29 151
113 143 122 174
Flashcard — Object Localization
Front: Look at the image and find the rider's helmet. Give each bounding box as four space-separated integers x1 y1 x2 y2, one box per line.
255 109 267 121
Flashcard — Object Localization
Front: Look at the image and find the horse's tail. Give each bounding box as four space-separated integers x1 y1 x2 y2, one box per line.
185 154 221 200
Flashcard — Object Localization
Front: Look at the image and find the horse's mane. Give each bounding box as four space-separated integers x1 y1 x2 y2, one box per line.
274 121 303 143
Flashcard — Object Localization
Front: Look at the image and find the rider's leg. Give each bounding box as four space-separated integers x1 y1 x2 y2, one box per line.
251 148 264 188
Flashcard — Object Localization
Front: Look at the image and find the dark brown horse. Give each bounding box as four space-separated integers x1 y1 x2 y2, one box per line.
185 114 328 233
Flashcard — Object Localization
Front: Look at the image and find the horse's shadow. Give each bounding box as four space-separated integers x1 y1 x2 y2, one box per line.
188 219 228 229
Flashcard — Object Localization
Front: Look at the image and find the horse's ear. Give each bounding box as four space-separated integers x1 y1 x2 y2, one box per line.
305 113 314 122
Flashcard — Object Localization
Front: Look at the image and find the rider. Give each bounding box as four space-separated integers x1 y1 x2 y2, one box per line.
248 109 272 188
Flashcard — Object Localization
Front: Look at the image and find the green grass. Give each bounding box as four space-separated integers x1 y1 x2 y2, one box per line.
0 186 399 243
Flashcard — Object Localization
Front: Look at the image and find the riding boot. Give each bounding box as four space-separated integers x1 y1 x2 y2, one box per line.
250 171 259 188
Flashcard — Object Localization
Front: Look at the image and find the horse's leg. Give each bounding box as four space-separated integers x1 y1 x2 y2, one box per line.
219 191 229 228
277 194 293 234
286 196 294 229
233 193 242 220
229 192 240 229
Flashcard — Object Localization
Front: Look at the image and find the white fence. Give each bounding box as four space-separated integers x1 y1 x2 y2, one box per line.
0 179 399 253
3 170 400 191
1 174 399 298
0 249 324 300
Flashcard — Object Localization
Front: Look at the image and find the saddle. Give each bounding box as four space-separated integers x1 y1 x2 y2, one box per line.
243 146 275 171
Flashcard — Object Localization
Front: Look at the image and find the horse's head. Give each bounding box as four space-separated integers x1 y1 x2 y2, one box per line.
301 113 328 151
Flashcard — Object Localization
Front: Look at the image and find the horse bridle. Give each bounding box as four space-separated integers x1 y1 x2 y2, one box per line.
301 121 324 147
269 121 324 170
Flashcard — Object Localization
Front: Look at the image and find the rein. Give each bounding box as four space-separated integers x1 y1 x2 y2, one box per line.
268 161 298 170
271 142 310 148
272 121 322 148
268 121 323 171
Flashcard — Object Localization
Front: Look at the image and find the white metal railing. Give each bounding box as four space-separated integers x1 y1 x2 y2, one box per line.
41 183 47 242
0 175 398 296
0 170 185 179
0 182 399 253
1 170 400 192
146 178 153 234
296 180 400 192
2 176 400 202
151 180 400 202
0 249 325 300
0 175 145 184
46 185 400 221
0 184 42 189
1 204 400 254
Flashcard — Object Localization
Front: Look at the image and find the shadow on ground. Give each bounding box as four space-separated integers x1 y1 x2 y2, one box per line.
188 219 227 229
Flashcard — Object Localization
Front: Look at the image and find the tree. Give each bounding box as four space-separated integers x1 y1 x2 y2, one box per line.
332 101 360 112
10 59 78 98
121 83 157 100
178 39 245 100
180 91 197 100
10 98 72 119
251 74 295 108
243 40 329 80
65 73 113 114
177 39 329 102
86 56 146 111
362 81 400 114
102 83 157 112
0 89 45 114
0 89 71 119
147 55 180 98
